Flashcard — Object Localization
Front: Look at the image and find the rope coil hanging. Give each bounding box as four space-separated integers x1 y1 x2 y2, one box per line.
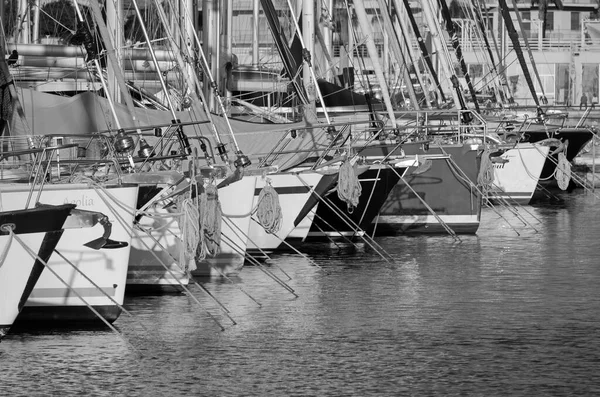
197 182 222 260
255 179 282 235
337 158 362 211
176 163 201 272
554 152 571 191
176 194 200 272
477 148 495 193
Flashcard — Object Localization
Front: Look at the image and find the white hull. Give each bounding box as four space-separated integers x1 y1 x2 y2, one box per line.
305 229 365 238
128 188 190 290
128 216 191 290
375 214 480 232
489 143 551 205
248 172 324 252
194 175 256 277
287 204 318 241
0 233 46 337
0 184 138 322
129 175 256 283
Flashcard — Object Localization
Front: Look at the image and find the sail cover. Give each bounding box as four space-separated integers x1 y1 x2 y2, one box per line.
9 88 331 171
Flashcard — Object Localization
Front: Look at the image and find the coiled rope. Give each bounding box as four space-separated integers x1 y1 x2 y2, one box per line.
337 159 362 211
198 182 222 260
554 152 571 191
477 148 495 193
255 180 282 235
176 194 200 272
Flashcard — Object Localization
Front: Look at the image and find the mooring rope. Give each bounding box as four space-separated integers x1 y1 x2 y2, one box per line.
198 182 222 260
176 195 200 272
337 158 362 210
477 148 494 193
555 151 571 191
255 179 282 235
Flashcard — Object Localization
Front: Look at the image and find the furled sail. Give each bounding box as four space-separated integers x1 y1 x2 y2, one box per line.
9 88 330 171
498 0 544 119
400 0 447 103
471 0 514 104
438 0 480 112
260 0 308 105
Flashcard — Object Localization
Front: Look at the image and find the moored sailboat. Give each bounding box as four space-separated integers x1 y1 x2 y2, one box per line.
1 182 137 323
247 170 334 253
487 142 551 204
0 204 75 339
361 141 483 235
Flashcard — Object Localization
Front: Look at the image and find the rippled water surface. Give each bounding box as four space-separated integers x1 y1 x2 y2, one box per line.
2 190 600 396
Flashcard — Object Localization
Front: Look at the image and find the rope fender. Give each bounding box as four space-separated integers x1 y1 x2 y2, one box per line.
555 152 571 191
255 181 282 235
337 159 362 211
198 183 222 259
177 195 200 272
477 148 495 192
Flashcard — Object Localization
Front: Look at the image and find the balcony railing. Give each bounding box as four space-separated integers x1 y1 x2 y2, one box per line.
480 0 597 5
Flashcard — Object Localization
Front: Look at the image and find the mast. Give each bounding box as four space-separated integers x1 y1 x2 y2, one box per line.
510 0 547 103
321 0 335 82
105 0 123 103
345 2 354 87
152 0 230 160
129 0 195 157
32 0 40 43
284 0 332 125
470 0 513 105
223 0 233 109
375 0 420 110
71 2 119 127
17 0 31 44
391 0 432 108
260 0 308 105
498 0 544 119
71 0 138 169
302 0 316 117
164 0 251 167
421 0 469 116
252 0 260 66
438 0 480 112
202 0 220 111
314 0 339 85
352 0 397 125
184 0 196 103
398 0 447 103
88 1 136 125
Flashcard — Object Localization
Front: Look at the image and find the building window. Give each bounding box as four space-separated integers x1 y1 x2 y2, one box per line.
545 11 554 31
571 12 581 31
555 64 570 105
469 64 483 78
522 11 531 32
522 11 531 38
582 64 599 105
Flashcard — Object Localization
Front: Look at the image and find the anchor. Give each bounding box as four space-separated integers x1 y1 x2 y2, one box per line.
37 204 128 250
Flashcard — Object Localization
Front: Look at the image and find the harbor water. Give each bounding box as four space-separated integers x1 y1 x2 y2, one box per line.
1 190 600 395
